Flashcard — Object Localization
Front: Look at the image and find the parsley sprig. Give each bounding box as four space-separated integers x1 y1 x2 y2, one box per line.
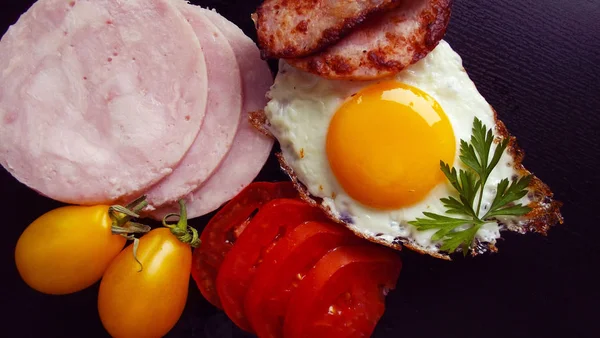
408 118 532 255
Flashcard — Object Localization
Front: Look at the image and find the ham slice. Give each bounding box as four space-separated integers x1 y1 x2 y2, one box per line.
151 8 274 220
143 2 242 208
0 0 208 204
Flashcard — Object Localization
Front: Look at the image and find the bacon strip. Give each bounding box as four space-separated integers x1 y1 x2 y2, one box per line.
286 0 453 80
254 0 403 58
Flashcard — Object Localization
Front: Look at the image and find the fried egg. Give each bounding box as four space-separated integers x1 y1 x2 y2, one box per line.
263 40 559 258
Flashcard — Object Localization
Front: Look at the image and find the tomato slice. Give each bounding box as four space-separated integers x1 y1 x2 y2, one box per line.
283 245 402 338
302 285 386 338
191 181 297 308
244 221 361 338
216 199 330 332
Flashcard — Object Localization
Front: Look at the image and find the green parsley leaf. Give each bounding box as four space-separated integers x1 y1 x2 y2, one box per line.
409 118 532 255
439 162 480 218
409 212 474 231
440 224 483 256
484 176 532 219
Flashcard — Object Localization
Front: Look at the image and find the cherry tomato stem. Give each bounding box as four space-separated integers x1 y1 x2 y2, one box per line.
161 199 200 248
109 196 152 237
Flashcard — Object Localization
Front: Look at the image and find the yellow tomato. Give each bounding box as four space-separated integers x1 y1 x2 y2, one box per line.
15 205 127 295
98 228 192 338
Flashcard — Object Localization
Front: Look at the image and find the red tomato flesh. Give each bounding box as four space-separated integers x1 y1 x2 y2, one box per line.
304 281 387 338
244 221 361 338
283 245 402 338
216 199 330 332
191 182 297 308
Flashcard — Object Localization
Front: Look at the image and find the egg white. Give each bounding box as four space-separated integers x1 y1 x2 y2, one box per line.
264 40 531 254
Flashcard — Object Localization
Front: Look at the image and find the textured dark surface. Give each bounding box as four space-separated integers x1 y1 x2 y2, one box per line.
1 0 599 337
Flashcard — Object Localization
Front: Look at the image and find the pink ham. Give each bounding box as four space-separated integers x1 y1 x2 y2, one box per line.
151 8 274 220
0 0 208 204
142 2 242 208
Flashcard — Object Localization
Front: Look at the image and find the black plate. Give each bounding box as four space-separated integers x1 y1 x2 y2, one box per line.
1 0 598 337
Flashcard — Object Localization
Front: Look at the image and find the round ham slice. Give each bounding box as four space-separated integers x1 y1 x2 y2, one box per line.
0 0 208 205
150 8 274 220
143 3 242 208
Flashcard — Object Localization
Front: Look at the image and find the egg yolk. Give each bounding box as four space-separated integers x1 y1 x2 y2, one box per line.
326 81 456 209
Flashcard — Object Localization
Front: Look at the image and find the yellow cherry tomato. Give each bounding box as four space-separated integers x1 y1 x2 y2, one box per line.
15 205 127 295
98 227 193 338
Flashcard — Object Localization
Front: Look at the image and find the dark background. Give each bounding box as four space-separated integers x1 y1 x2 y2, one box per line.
1 0 599 337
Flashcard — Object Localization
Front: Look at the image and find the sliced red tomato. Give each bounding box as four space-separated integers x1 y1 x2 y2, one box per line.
283 245 402 338
191 181 298 308
301 285 386 338
244 221 361 338
216 199 330 332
